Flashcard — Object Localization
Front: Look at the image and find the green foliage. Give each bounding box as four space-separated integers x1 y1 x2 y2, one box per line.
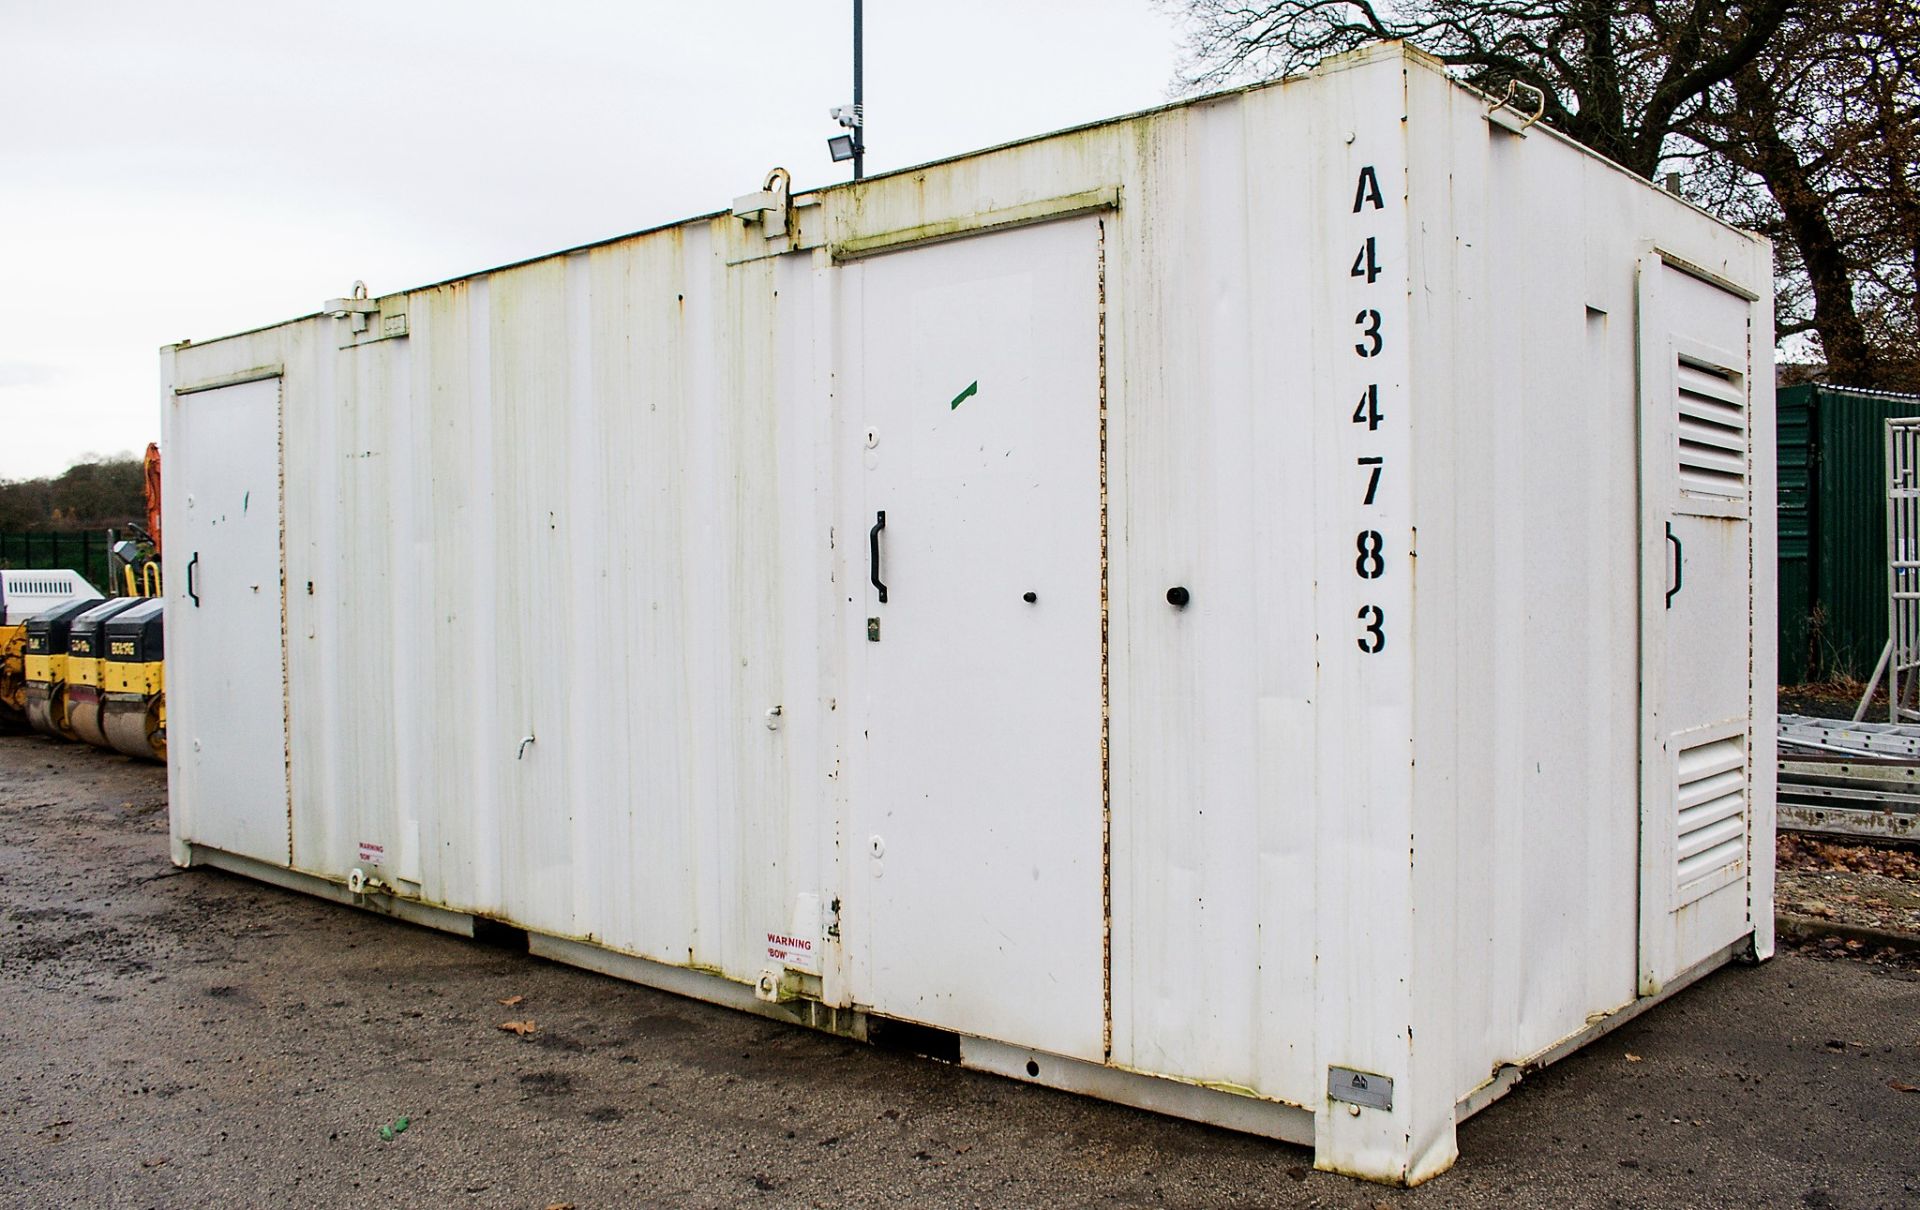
0 457 146 531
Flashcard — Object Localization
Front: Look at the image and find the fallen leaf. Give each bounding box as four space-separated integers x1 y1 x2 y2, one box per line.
141 1156 169 1169
1890 1080 1920 1093
499 995 525 1007
498 1019 538 1037
1625 1053 1643 1062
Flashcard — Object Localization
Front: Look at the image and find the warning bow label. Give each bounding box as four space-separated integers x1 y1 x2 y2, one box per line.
766 931 820 974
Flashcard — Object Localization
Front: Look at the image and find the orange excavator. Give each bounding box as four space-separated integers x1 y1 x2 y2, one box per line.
144 443 162 554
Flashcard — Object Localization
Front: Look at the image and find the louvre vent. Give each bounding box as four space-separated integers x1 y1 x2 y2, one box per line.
3 571 90 597
1675 357 1747 499
1675 734 1746 888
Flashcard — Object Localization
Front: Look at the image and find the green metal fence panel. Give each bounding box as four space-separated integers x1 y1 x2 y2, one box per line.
1777 385 1816 682
1775 384 1920 683
0 531 109 593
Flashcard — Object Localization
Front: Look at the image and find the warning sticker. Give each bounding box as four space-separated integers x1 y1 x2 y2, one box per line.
766 931 820 975
357 841 385 865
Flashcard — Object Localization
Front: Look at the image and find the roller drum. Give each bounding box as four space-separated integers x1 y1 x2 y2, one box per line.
24 682 76 740
69 686 110 748
102 695 165 762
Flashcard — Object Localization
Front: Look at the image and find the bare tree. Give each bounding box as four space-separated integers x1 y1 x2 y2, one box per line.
1167 1 1790 176
1683 0 1918 386
1165 1 1918 388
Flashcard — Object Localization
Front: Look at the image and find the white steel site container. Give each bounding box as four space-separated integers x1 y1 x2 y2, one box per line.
161 44 1775 1184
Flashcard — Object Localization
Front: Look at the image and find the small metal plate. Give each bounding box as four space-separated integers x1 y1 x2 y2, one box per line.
338 310 409 349
1328 1066 1393 1111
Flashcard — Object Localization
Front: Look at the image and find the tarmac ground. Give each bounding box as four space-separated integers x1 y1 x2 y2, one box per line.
3 732 1918 1209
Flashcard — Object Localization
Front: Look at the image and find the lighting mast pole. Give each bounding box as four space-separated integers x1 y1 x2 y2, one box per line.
852 0 865 181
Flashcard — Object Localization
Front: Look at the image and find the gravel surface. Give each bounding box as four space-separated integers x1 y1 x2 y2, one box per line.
4 732 1920 1208
1778 834 1920 940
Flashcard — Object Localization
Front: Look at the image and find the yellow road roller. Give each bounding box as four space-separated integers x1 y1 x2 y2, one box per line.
0 623 18 727
102 599 165 762
1 570 102 729
66 597 143 748
24 599 107 739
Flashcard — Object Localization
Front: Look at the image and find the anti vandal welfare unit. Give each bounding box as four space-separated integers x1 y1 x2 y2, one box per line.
161 44 1775 1183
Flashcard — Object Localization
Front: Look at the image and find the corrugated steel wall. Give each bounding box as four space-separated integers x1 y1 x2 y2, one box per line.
1777 383 1920 682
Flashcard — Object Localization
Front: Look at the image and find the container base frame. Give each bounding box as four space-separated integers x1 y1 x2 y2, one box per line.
1453 934 1753 1122
176 841 1753 1171
184 844 477 937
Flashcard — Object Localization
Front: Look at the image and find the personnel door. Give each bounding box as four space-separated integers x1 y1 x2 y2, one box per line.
1637 256 1757 993
166 376 290 866
844 217 1106 1061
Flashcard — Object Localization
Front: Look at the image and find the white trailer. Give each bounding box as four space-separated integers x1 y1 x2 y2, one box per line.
160 43 1774 1184
0 569 102 624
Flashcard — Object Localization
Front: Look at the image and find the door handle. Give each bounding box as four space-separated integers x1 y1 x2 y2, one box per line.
1665 523 1682 608
187 552 201 607
869 511 888 604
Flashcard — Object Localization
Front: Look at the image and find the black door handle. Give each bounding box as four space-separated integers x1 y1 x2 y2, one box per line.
869 511 887 604
187 552 201 607
1665 523 1682 608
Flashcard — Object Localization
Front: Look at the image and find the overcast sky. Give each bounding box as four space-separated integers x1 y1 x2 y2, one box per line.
0 1 1184 481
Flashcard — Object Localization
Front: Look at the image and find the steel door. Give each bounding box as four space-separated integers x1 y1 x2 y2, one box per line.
845 217 1106 1060
1637 256 1756 993
166 376 290 866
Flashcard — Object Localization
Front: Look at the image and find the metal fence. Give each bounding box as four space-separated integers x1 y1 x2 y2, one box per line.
1889 419 1920 721
0 531 109 592
1777 382 1920 683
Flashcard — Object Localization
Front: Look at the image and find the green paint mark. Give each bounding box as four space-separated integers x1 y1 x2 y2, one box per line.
949 380 979 411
